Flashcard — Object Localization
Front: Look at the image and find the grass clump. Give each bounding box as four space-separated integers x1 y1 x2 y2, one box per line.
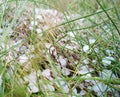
0 0 120 97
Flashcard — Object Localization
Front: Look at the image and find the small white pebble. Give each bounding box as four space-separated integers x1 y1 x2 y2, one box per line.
89 38 96 44
83 45 89 52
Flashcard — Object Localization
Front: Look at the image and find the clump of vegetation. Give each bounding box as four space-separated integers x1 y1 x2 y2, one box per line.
0 0 120 97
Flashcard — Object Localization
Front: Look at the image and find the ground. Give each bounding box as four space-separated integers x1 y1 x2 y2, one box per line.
0 0 120 97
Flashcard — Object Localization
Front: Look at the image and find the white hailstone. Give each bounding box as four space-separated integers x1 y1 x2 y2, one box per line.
1 43 9 49
100 69 116 79
106 49 114 56
42 69 53 80
24 71 36 83
53 18 61 23
68 32 75 37
62 68 70 76
29 84 39 93
7 51 14 62
0 43 4 48
0 1 3 3
45 43 51 49
82 74 92 80
89 38 96 44
102 59 111 66
94 48 99 53
80 90 86 96
13 39 23 46
78 65 94 75
43 25 49 30
42 69 51 77
59 56 67 67
79 84 85 90
24 71 39 93
63 84 69 93
72 96 76 97
59 80 66 86
105 56 115 61
0 28 3 34
31 21 38 26
29 26 33 30
28 45 34 52
78 18 85 24
56 65 61 70
50 46 57 57
36 28 42 34
102 56 115 66
19 46 27 54
83 58 89 64
106 49 111 55
74 60 78 64
92 60 97 63
45 84 55 91
73 88 77 94
92 82 106 96
19 54 28 64
0 75 2 86
55 77 66 87
35 8 39 14
83 45 89 52
65 44 74 50
88 86 92 90
36 15 43 20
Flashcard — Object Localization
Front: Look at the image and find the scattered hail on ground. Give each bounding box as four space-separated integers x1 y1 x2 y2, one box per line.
0 3 120 97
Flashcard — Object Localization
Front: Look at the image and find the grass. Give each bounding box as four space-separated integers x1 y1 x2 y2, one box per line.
0 0 120 97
